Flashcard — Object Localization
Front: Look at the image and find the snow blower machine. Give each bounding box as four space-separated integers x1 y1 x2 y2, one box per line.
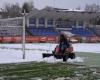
42 45 75 62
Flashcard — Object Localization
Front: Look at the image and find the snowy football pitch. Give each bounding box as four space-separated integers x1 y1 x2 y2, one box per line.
0 43 100 66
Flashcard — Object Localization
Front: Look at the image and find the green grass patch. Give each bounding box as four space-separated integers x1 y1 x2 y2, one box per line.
0 62 77 80
76 52 100 66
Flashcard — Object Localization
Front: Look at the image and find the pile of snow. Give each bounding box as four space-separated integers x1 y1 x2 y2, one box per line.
42 56 84 63
42 56 63 63
67 57 84 63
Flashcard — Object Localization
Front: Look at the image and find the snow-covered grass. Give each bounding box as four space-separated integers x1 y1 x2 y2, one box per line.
73 43 100 53
0 43 100 65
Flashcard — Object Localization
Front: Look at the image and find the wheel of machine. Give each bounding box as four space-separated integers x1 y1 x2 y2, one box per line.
68 53 75 59
62 54 68 62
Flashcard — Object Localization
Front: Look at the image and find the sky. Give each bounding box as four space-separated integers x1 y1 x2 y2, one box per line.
0 0 100 10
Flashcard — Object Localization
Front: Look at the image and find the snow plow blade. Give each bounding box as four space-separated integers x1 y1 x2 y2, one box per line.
42 53 53 58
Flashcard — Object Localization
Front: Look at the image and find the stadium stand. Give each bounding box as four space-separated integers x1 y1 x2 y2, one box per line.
0 7 100 43
26 27 60 36
0 27 22 36
70 27 94 37
88 27 100 36
56 27 94 37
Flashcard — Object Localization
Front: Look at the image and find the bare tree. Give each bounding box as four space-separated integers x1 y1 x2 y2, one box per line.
76 6 81 10
2 3 22 18
85 4 100 25
85 4 100 12
22 1 34 13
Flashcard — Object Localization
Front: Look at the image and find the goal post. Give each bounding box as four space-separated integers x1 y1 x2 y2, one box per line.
22 10 26 59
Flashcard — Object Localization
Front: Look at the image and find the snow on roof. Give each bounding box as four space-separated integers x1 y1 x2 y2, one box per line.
43 6 85 12
66 9 85 12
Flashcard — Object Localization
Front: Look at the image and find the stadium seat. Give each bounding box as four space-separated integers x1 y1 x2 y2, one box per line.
26 28 60 36
70 27 94 37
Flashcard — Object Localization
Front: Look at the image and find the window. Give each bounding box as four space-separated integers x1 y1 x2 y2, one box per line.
78 21 83 26
38 26 45 28
29 18 36 24
39 18 45 25
47 19 53 25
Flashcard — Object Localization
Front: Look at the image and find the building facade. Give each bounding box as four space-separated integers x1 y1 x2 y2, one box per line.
26 7 100 29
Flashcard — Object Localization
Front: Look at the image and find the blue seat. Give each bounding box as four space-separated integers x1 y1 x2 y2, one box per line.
26 28 59 36
70 27 94 37
90 27 100 36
